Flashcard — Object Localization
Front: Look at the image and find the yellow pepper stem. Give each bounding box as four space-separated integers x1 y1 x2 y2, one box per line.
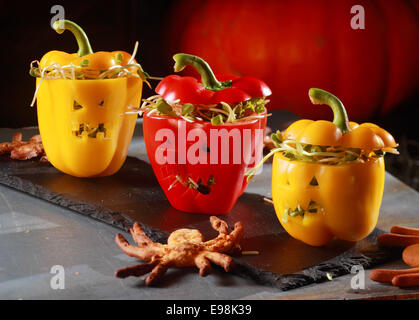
308 88 351 134
52 19 93 57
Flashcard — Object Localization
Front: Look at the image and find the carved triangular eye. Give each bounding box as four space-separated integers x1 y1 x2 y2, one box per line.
73 100 83 110
309 177 319 186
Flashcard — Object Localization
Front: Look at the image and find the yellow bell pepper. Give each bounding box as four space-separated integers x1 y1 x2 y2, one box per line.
31 20 145 177
248 88 398 246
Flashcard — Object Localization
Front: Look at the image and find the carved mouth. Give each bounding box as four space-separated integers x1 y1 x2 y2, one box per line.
72 123 107 138
282 200 324 223
169 175 216 195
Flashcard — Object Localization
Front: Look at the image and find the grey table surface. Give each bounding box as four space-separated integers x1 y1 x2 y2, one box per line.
1 113 419 300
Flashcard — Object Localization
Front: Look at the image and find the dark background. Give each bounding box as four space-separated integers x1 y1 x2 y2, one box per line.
0 0 176 127
0 0 418 190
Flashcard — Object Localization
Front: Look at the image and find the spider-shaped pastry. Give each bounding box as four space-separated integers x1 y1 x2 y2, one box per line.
114 216 244 285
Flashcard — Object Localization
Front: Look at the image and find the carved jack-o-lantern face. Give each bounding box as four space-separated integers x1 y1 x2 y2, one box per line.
72 100 108 139
36 77 142 177
271 152 385 246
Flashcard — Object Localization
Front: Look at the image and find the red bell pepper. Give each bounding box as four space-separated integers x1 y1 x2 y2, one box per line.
156 54 272 104
142 53 271 214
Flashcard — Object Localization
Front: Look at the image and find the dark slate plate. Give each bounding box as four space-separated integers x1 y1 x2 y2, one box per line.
0 154 400 291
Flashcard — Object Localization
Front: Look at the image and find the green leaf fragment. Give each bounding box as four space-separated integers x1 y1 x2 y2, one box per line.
303 144 313 152
245 100 255 112
211 114 224 125
285 200 322 218
234 104 244 118
182 103 195 116
29 67 41 77
114 52 123 65
80 59 90 67
282 208 290 223
255 104 265 113
288 210 302 217
156 99 174 115
283 152 295 160
271 131 283 144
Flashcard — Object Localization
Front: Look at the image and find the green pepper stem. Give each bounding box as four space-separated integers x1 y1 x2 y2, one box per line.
173 53 230 91
52 20 93 57
308 88 351 134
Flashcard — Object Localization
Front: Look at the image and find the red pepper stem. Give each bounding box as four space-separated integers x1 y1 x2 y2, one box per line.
173 53 230 91
52 19 93 57
308 88 351 134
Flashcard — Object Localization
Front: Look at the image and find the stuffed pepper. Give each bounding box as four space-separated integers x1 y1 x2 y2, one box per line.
247 88 398 246
29 20 148 177
141 54 271 214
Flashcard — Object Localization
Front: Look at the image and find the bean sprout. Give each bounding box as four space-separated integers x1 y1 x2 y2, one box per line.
245 131 399 181
138 95 270 125
29 41 150 106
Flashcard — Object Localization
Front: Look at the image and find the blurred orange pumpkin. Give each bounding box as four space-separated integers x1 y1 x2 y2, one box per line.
167 0 419 121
